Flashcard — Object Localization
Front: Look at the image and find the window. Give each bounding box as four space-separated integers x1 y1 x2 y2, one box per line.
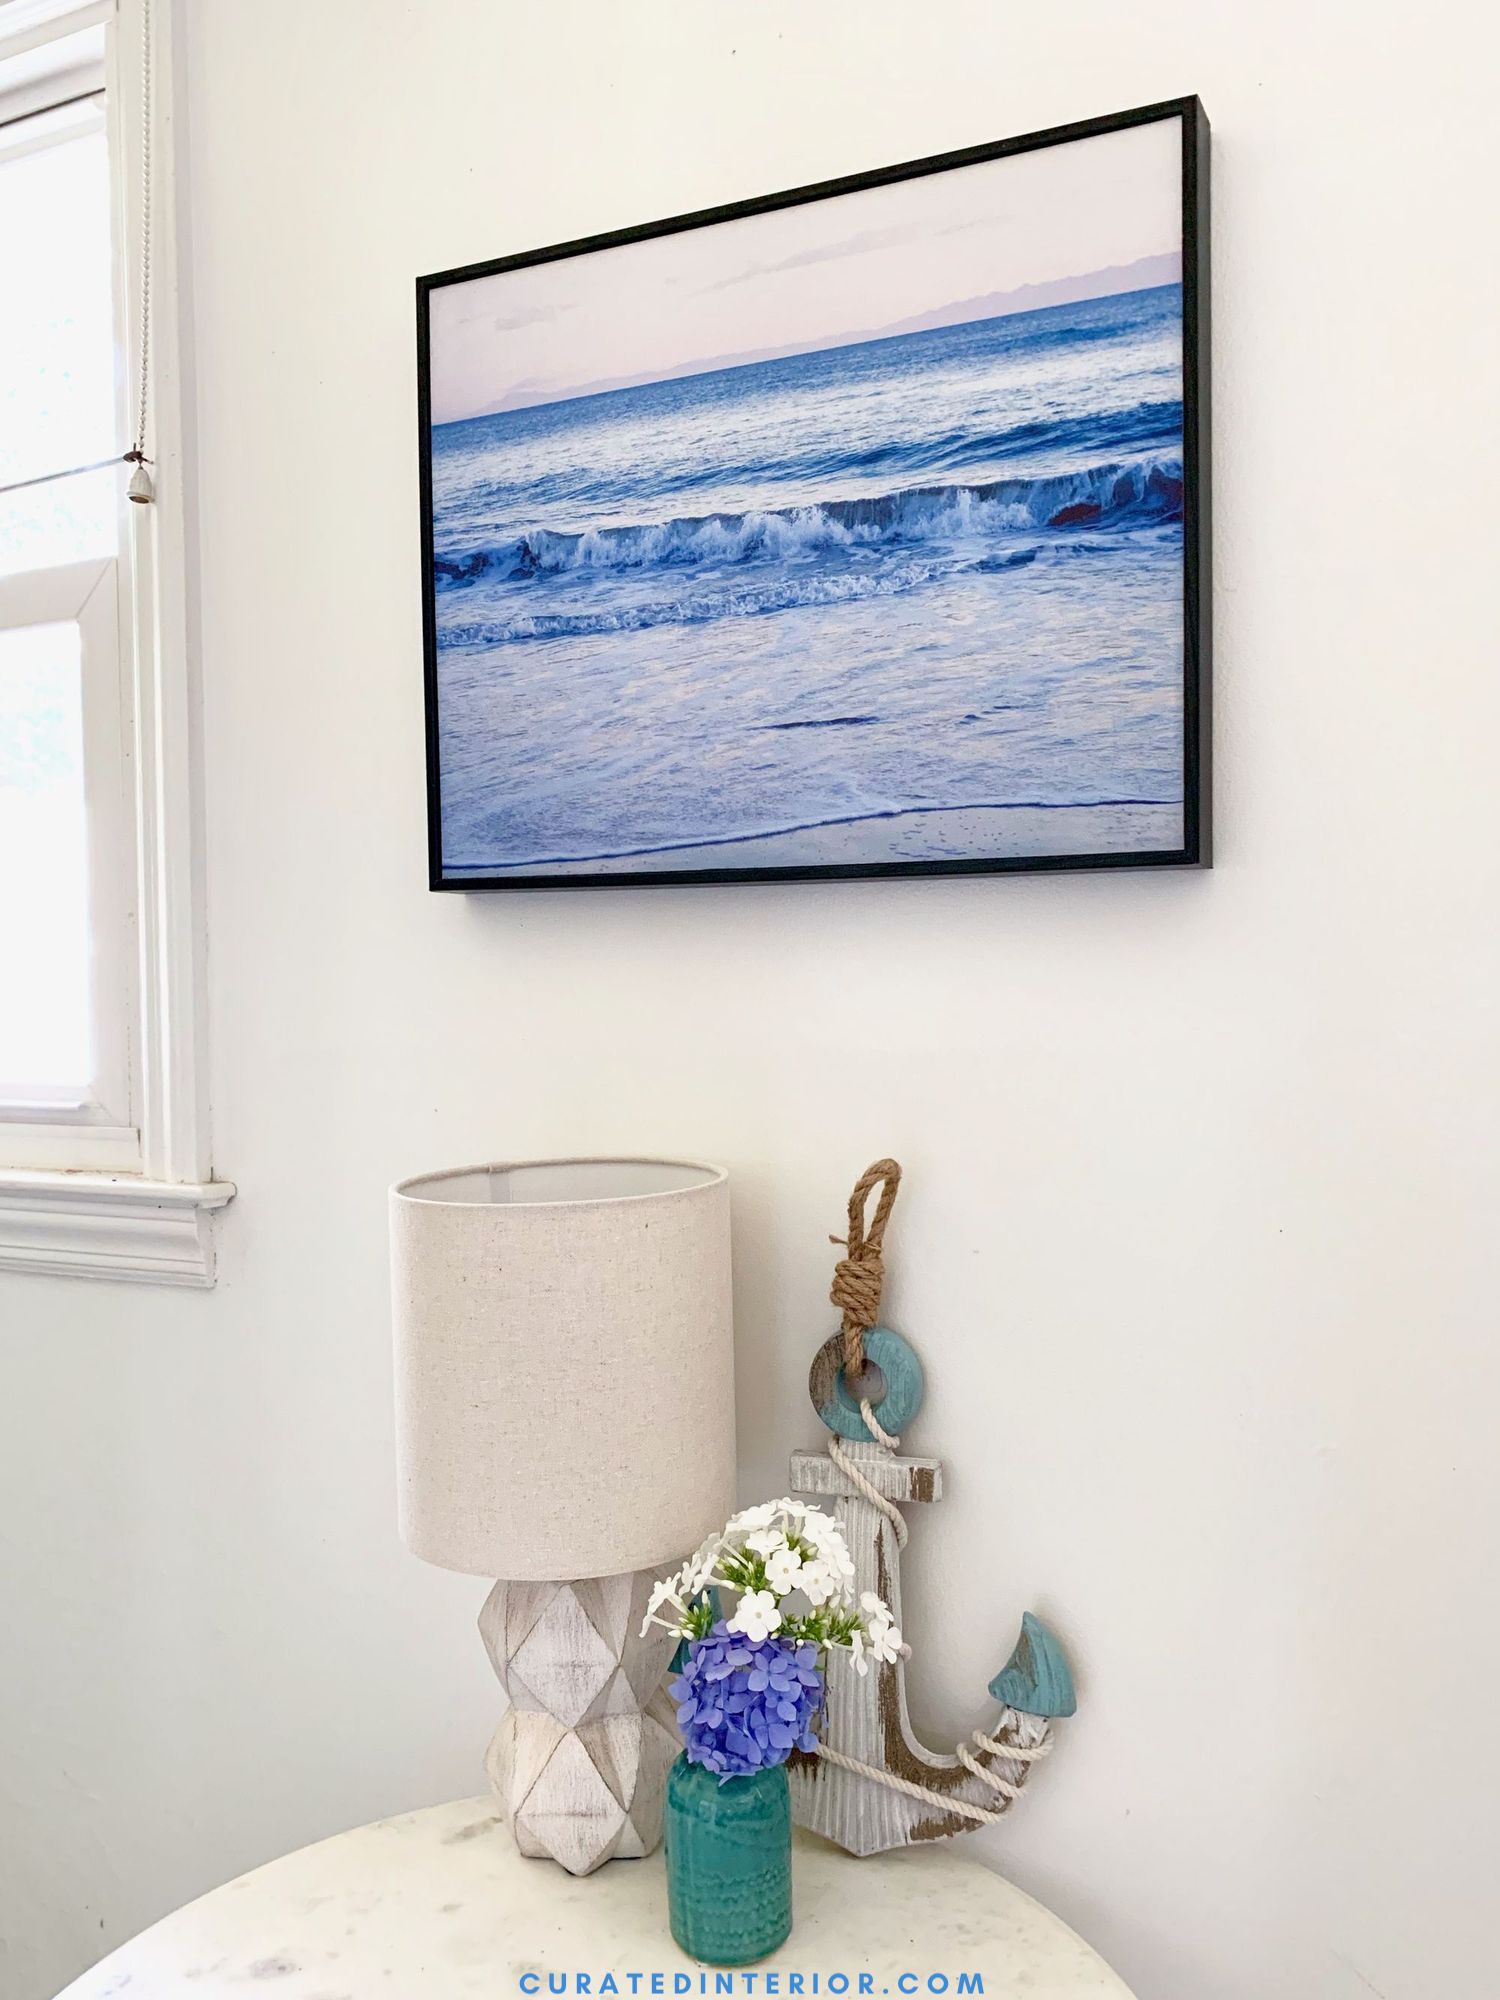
0 0 231 1284
2 65 131 1164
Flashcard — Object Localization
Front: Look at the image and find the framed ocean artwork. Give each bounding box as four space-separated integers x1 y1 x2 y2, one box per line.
417 98 1210 890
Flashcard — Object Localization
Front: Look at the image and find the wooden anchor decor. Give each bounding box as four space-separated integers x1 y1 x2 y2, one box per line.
788 1160 1076 1857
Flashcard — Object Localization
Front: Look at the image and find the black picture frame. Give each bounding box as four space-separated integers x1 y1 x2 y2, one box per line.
417 96 1211 892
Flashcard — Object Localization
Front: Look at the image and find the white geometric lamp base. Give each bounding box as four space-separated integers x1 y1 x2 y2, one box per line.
479 1571 680 1877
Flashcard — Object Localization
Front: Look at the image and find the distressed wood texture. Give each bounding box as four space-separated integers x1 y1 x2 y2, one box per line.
478 1571 680 1876
790 1446 943 1506
788 1442 1063 1857
807 1324 926 1443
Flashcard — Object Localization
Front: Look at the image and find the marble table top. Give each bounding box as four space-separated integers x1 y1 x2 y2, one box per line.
56 1797 1134 1998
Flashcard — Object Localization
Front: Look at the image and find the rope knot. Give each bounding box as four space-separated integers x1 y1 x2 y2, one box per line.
829 1247 885 1330
828 1158 902 1385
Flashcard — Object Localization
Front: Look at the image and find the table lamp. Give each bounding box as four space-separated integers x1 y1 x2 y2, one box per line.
390 1158 735 1877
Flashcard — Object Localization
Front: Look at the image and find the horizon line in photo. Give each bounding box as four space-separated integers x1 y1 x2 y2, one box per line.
437 254 1182 426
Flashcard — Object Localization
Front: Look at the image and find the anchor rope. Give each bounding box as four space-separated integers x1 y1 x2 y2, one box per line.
829 1403 910 1548
812 1716 1053 1825
828 1158 902 1385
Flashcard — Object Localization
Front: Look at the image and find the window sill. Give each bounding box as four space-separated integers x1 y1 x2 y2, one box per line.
0 1170 236 1287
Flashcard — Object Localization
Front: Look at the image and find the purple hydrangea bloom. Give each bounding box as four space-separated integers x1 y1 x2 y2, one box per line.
671 1621 824 1780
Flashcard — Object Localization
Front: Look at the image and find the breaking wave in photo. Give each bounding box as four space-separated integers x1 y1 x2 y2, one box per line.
429 284 1186 872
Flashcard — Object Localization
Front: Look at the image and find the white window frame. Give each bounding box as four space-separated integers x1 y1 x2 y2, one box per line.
0 0 232 1285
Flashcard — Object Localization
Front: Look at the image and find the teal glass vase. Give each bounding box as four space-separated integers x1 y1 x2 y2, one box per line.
664 1754 792 1964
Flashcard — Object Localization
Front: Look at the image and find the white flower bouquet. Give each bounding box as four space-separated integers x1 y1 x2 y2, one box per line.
642 1496 903 1674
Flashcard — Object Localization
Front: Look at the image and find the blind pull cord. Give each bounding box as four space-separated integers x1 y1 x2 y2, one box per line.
124 0 153 503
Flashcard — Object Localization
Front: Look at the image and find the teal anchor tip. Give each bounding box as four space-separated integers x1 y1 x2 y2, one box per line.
989 1612 1076 1718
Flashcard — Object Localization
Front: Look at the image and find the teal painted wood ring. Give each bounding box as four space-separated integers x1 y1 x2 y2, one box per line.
808 1325 924 1443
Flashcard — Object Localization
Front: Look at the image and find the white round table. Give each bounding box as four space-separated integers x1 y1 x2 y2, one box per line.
55 1798 1134 1998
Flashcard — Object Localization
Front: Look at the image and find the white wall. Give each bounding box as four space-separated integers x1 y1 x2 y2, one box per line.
4 3 1499 1995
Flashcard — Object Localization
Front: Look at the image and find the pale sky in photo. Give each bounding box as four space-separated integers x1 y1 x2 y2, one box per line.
429 117 1182 425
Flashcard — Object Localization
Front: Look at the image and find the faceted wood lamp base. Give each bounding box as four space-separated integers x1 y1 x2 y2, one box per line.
479 1571 680 1876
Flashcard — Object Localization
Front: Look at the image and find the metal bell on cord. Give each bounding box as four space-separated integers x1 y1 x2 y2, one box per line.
125 451 155 504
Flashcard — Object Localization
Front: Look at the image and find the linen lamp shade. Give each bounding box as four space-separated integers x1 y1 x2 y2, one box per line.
391 1158 734 1582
